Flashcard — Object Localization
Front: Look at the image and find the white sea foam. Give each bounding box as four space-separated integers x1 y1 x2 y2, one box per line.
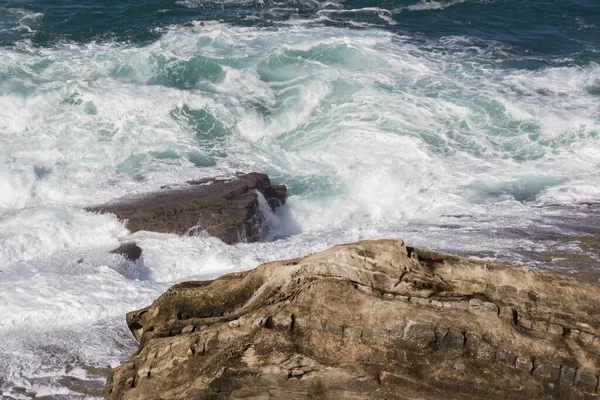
276 15 333 25
175 0 344 9
1 23 599 398
317 7 397 25
1 8 44 36
404 0 466 11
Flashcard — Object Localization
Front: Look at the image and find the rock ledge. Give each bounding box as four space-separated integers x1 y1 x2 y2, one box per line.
88 172 286 244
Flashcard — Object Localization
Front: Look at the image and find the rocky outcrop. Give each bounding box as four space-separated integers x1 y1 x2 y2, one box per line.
110 242 143 262
88 173 286 244
105 240 600 399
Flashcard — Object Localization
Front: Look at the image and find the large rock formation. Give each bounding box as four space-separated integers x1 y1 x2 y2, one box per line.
88 173 286 244
105 240 600 399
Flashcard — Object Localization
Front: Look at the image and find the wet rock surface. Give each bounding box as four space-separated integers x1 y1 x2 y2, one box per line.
110 242 143 262
87 173 286 244
105 239 600 399
436 202 600 282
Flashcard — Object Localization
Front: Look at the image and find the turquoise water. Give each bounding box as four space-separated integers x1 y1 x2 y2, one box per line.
0 0 599 398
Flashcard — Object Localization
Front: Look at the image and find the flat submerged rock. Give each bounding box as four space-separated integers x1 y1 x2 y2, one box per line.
87 172 286 244
105 239 600 400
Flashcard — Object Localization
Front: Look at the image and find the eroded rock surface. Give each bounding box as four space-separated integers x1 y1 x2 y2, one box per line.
88 173 286 244
105 240 600 399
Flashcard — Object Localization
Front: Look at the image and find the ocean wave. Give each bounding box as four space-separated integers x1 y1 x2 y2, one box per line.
403 0 466 12
276 15 333 25
317 7 397 25
1 24 598 212
176 0 342 9
0 8 44 38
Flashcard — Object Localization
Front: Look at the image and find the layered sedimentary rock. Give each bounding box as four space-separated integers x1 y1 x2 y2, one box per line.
88 173 286 244
105 240 600 399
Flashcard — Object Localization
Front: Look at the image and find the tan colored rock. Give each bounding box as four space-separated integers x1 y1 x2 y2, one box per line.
105 240 600 399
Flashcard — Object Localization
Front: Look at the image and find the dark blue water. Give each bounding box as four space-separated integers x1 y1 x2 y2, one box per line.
1 0 598 67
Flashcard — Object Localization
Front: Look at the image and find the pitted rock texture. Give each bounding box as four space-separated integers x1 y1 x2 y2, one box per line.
105 240 600 399
87 172 286 244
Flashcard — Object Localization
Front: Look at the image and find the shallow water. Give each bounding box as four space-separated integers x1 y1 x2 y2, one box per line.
0 0 599 397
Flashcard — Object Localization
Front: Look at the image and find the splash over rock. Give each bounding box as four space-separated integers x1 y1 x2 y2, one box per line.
87 173 286 244
105 240 600 399
110 242 143 262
